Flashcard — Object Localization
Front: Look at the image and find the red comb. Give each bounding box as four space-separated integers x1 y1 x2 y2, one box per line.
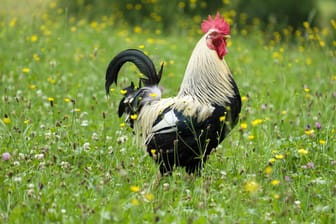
201 12 230 34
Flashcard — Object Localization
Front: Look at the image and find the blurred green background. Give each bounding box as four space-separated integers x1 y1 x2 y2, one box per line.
1 0 335 33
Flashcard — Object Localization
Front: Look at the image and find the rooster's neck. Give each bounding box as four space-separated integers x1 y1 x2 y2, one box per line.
178 36 235 106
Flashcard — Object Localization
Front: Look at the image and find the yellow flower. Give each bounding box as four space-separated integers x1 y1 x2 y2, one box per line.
219 115 226 122
240 122 248 129
271 179 280 186
29 84 36 90
33 53 40 61
134 26 142 34
3 117 11 124
150 149 156 155
24 120 30 125
9 18 17 27
275 154 284 160
120 122 126 128
305 129 315 136
22 68 30 73
252 119 263 126
131 198 140 206
48 97 54 102
264 166 272 175
247 135 255 140
298 148 308 155
138 44 145 49
268 158 276 164
64 98 71 103
31 35 38 42
244 181 260 193
130 185 140 193
241 96 248 102
120 89 127 95
130 114 138 120
319 140 326 145
144 193 154 201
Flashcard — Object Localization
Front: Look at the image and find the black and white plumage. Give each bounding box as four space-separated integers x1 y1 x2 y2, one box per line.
105 15 241 175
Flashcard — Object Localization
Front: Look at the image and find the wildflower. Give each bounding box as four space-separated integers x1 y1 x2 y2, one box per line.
219 115 226 122
48 97 54 107
273 194 280 200
130 185 140 193
2 152 11 161
275 154 284 160
131 198 140 206
22 68 30 73
319 139 326 145
247 135 255 140
64 98 71 103
264 166 272 175
33 53 40 61
31 35 38 42
83 142 90 150
134 26 142 33
120 89 127 95
271 179 280 186
9 18 17 27
268 158 276 164
150 149 156 155
3 116 11 124
305 129 314 136
130 114 138 120
240 122 248 129
244 181 260 193
144 193 154 201
252 119 263 126
306 162 314 169
241 96 248 102
120 122 126 128
298 148 308 155
315 122 321 130
285 176 291 182
138 44 145 49
24 120 30 125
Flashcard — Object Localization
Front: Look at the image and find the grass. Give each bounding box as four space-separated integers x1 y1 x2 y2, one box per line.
0 2 336 223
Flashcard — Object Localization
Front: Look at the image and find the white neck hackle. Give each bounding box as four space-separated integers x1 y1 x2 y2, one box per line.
178 34 235 106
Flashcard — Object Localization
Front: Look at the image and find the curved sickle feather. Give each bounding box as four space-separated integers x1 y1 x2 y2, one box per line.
105 49 163 94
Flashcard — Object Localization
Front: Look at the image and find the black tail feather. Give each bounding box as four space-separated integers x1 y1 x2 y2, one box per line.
105 49 163 94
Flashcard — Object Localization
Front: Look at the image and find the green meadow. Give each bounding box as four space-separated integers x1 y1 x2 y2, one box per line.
0 1 335 223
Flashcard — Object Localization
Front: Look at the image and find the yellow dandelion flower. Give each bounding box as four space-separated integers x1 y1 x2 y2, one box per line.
24 119 30 125
303 21 310 29
240 122 248 129
131 198 140 206
22 68 30 73
138 44 145 49
3 117 11 124
120 122 126 128
130 185 140 193
268 158 276 164
29 84 36 90
271 179 280 186
319 140 326 145
48 97 54 102
305 129 315 136
134 26 142 34
31 35 38 42
275 154 284 160
144 193 154 201
281 110 287 115
64 98 71 103
150 149 156 155
120 89 127 95
33 53 40 61
252 119 263 126
244 181 259 193
74 108 81 112
273 193 280 199
130 114 138 120
306 58 312 65
70 26 77 32
219 115 226 122
264 166 272 175
247 135 255 140
9 18 17 27
241 96 248 102
298 148 308 155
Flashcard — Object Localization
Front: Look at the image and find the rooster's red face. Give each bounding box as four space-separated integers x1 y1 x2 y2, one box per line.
205 30 230 60
201 13 230 60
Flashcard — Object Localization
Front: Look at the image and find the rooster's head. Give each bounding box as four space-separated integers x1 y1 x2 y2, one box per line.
201 13 230 60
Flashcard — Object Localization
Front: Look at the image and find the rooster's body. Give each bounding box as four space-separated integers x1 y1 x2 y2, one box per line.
106 14 241 175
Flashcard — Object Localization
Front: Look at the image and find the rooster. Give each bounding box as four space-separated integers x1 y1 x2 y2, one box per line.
105 13 241 175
